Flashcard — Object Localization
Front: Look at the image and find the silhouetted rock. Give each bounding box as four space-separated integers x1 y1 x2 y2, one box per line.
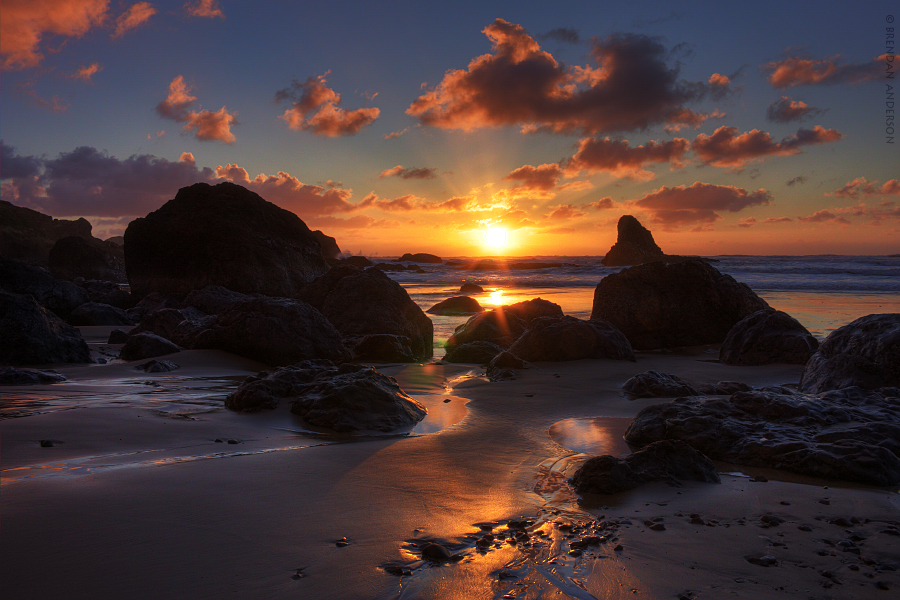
0 291 91 365
351 334 417 362
624 387 900 486
720 308 819 366
504 298 564 325
340 255 373 268
78 280 132 309
124 182 329 300
0 256 90 320
127 292 186 322
69 302 134 326
131 307 213 348
591 259 770 350
486 350 531 381
119 332 182 361
397 253 442 263
192 297 351 366
298 267 433 361
799 314 900 393
226 360 337 411
695 381 754 395
136 359 180 373
312 230 341 263
183 285 251 315
0 200 93 265
459 282 484 293
0 367 67 385
601 215 665 266
443 340 503 364
427 296 484 315
446 308 527 350
622 371 698 399
570 439 720 495
507 316 635 362
49 236 126 283
107 329 130 344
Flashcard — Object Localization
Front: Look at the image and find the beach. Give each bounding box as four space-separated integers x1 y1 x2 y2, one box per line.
3 320 899 599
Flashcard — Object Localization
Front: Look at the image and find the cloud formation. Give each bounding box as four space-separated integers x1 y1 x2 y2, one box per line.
633 182 772 226
407 19 730 135
766 96 823 122
544 204 587 219
692 125 843 167
214 165 357 216
70 62 104 82
762 54 884 88
377 165 437 180
503 164 562 195
564 137 689 179
275 73 380 137
1 0 109 70
184 0 225 19
112 2 156 39
356 192 475 213
156 75 238 143
832 177 900 198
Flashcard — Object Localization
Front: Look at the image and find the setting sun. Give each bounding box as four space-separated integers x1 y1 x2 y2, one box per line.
483 227 508 249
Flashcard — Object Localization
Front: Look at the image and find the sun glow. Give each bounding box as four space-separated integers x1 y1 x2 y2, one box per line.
483 227 507 249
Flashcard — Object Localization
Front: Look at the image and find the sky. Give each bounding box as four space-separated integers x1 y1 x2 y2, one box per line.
1 0 897 257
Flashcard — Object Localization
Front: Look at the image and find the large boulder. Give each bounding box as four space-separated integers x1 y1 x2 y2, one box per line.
624 387 900 486
720 308 818 366
799 314 900 393
183 285 252 315
427 296 483 315
601 215 665 266
622 370 698 399
119 332 181 361
0 290 91 365
396 253 442 263
48 236 126 283
446 307 527 350
124 182 329 300
570 440 720 495
68 302 134 326
443 340 504 364
0 256 90 320
312 230 341 264
0 200 93 265
298 266 433 360
192 297 351 366
507 316 635 362
504 298 564 324
591 259 770 351
130 307 213 348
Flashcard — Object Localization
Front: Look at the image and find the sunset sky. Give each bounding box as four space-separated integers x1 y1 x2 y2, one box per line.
1 0 897 257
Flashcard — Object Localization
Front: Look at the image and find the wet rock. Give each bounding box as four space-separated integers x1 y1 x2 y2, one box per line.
298 266 433 361
119 332 181 361
507 316 635 362
460 282 484 293
136 360 180 373
125 182 329 300
427 296 484 316
623 370 698 398
591 259 770 351
446 308 527 350
443 340 504 364
570 439 720 495
0 367 67 385
68 302 134 326
696 381 753 395
0 256 90 320
226 360 346 411
720 308 819 365
799 314 900 393
601 215 665 267
745 553 778 567
0 290 91 365
397 253 442 263
49 235 125 283
420 543 452 561
624 387 900 486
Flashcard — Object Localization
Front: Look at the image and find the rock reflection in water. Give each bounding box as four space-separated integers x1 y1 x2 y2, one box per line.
549 417 633 456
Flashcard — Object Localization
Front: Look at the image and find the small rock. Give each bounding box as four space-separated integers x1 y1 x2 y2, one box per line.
335 537 350 547
39 440 55 447
421 542 452 562
745 553 778 567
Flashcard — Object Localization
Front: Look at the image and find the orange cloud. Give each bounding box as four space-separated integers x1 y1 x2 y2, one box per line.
184 0 224 19
762 54 883 88
1 0 109 70
583 197 615 210
70 62 103 82
664 108 726 132
385 128 408 140
544 204 587 219
634 182 772 227
356 192 474 212
564 137 689 179
156 76 238 143
377 165 437 180
692 125 842 167
832 177 900 198
798 209 850 224
766 96 822 122
504 164 561 191
215 164 356 216
407 19 730 135
275 73 380 137
112 2 156 39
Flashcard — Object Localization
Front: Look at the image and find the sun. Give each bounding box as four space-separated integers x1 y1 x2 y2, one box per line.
483 227 507 249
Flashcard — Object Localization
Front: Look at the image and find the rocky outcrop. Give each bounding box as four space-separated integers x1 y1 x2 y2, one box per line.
124 182 329 300
600 215 665 267
504 298 564 324
624 387 900 486
0 367 67 385
49 236 126 283
719 309 818 366
622 371 698 399
340 256 373 268
427 296 484 316
119 332 181 361
459 283 484 293
351 334 417 362
591 259 770 351
0 200 93 266
446 308 527 350
312 230 341 263
79 280 132 309
183 285 252 315
507 316 635 362
0 257 90 320
298 266 433 361
570 439 720 495
0 290 91 365
443 341 504 364
799 314 900 393
396 253 442 263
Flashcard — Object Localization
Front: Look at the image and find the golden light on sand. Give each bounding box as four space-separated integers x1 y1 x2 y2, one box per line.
483 227 507 249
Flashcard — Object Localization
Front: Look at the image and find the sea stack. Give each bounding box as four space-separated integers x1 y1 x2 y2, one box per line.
601 215 665 266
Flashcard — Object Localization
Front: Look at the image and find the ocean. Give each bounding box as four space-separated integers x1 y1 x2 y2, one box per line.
384 255 900 357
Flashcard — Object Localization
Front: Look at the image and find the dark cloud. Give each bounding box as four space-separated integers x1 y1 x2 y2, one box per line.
564 136 689 179
377 165 438 180
538 27 580 43
762 54 884 88
275 73 380 137
1 142 43 179
786 175 808 186
634 181 772 227
692 125 843 167
832 177 900 198
766 96 823 122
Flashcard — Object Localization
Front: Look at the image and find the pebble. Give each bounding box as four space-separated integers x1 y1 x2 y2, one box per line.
335 537 350 547
39 440 55 447
798 525 813 532
745 554 778 567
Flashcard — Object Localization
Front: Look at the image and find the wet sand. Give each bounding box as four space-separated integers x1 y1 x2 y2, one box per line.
2 336 898 599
